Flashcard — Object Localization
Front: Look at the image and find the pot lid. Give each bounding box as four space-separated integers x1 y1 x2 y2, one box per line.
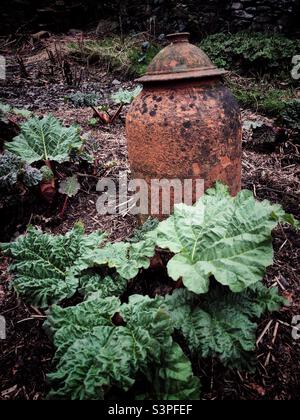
136 32 227 83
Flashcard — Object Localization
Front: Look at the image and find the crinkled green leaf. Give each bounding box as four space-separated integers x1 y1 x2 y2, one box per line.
128 217 159 243
45 296 120 360
59 175 80 197
111 86 142 105
1 224 106 307
84 237 156 280
141 342 201 400
0 151 23 189
0 102 11 115
22 164 43 187
164 284 285 369
48 326 136 400
0 102 32 119
12 107 32 118
78 272 127 299
246 282 288 316
120 294 174 353
66 92 100 108
46 295 200 400
156 182 299 294
78 151 95 163
40 165 54 182
46 295 119 335
0 151 42 191
5 115 83 164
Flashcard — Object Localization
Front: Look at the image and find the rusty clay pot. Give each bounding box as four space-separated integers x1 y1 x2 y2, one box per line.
126 32 242 219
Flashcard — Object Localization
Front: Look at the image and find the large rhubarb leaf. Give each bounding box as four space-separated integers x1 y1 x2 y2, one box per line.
142 341 201 400
0 221 154 307
5 115 83 164
45 296 121 361
48 326 137 399
1 224 106 307
156 182 299 294
46 295 200 400
163 284 286 369
84 237 156 280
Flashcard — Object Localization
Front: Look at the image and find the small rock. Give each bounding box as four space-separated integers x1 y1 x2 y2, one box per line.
112 79 121 86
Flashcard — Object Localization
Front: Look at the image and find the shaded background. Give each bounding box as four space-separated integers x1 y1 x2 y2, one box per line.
1 0 300 37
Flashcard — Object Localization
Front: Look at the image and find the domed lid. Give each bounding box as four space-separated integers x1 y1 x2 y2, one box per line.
136 32 227 83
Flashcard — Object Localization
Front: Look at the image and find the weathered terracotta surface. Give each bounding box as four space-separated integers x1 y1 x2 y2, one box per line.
126 33 242 219
138 33 227 83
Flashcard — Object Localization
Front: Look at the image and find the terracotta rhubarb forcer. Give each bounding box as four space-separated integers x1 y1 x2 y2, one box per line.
126 32 242 219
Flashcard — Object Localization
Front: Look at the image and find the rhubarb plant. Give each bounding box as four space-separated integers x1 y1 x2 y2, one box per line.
1 182 299 399
44 283 284 399
0 151 42 190
1 223 156 306
0 102 32 121
66 92 100 108
0 151 42 209
155 182 299 294
83 237 156 280
78 272 128 299
2 183 298 306
111 86 142 105
59 175 81 218
1 224 107 307
59 175 80 197
5 115 83 164
92 86 142 125
163 283 286 369
45 294 201 400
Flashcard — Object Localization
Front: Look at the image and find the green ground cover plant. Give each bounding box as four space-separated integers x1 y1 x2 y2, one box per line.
200 32 300 82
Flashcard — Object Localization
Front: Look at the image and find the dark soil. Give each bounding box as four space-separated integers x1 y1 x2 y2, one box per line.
0 32 299 400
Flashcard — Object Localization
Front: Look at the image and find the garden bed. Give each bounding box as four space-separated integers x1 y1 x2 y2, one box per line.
0 32 299 400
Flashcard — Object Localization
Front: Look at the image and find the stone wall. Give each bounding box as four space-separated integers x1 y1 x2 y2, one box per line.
0 0 299 36
228 0 300 33
130 0 300 37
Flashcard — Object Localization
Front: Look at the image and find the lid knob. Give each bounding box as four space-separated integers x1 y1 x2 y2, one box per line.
166 32 190 44
136 32 227 83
